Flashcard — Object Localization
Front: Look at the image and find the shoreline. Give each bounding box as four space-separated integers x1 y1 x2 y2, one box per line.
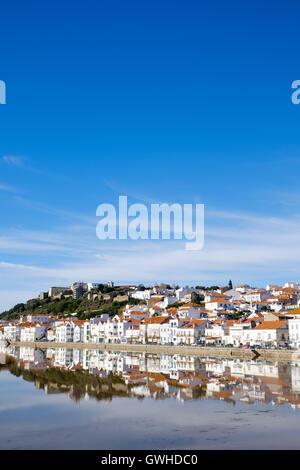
6 340 300 361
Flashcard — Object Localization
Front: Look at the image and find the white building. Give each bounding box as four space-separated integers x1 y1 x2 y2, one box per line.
140 316 172 344
73 322 85 342
288 319 300 349
55 321 74 343
47 328 56 342
131 290 154 300
204 321 230 344
247 321 289 347
175 287 193 300
125 324 140 343
3 323 22 341
177 305 203 319
284 282 299 289
226 322 256 346
176 319 208 345
235 284 251 293
20 323 50 342
24 314 52 324
244 290 271 303
205 298 233 311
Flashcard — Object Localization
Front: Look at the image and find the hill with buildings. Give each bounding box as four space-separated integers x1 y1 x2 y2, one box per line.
0 283 141 320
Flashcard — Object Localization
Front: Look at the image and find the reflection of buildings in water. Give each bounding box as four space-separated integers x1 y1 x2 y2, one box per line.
72 349 83 366
2 345 20 360
54 348 74 368
291 362 300 392
204 358 294 406
19 346 46 364
3 346 300 408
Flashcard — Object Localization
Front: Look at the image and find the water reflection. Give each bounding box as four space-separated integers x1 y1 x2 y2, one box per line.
1 345 300 409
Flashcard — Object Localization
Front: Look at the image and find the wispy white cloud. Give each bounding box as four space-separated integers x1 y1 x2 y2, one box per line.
0 227 97 258
13 196 97 225
1 155 72 184
2 155 45 175
0 183 18 193
2 155 24 167
2 206 300 311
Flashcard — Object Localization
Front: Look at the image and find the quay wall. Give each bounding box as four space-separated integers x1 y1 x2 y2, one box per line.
9 341 300 361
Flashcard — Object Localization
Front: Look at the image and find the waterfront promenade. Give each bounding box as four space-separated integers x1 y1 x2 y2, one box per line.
6 340 300 361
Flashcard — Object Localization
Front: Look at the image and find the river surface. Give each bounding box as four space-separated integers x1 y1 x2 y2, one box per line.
1 345 300 449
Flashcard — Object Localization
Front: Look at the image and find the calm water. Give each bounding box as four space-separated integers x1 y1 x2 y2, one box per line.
1 345 300 449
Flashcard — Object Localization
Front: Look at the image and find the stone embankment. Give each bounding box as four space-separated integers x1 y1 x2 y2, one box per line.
8 340 300 361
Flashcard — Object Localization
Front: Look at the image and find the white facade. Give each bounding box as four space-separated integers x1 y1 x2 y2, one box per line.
246 322 289 347
289 319 300 348
204 323 228 344
176 287 193 300
25 314 51 324
131 290 154 300
205 299 233 311
160 319 208 345
178 306 203 319
284 282 299 289
244 290 271 303
4 323 22 341
55 322 74 343
20 324 49 342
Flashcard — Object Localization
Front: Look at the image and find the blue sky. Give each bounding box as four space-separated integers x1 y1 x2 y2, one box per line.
0 0 300 310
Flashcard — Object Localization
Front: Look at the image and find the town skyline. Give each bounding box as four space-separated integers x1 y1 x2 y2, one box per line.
2 280 300 350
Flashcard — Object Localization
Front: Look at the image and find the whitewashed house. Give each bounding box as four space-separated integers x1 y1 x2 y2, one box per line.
105 317 131 343
284 282 300 289
24 314 52 324
46 328 56 342
205 298 233 312
226 322 256 346
122 310 149 321
160 318 187 345
175 287 193 300
288 319 300 349
125 324 140 343
176 319 208 345
55 321 74 343
244 290 271 303
177 305 203 319
131 289 154 300
204 320 233 344
20 323 49 342
247 321 289 347
73 321 85 342
140 316 172 344
4 323 22 341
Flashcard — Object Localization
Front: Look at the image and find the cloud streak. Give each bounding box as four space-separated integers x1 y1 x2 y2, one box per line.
2 155 46 175
0 183 18 193
2 205 300 311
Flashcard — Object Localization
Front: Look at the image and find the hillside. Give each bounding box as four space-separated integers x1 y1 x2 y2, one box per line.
0 286 142 321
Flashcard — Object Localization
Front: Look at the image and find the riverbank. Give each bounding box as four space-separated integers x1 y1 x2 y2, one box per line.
7 340 300 361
